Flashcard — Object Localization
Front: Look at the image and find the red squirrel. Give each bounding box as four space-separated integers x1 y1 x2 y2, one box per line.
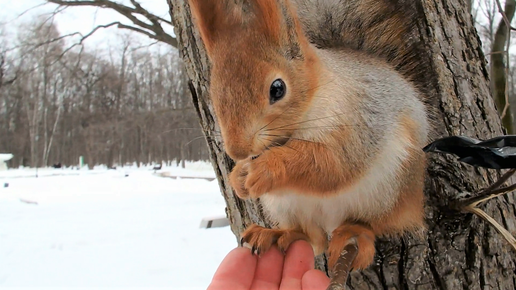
188 0 430 270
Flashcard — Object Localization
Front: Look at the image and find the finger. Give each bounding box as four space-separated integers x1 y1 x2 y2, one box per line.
302 269 330 290
208 247 258 290
250 246 285 290
280 240 315 290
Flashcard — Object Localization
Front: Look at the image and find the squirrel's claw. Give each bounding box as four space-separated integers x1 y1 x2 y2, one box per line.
240 224 309 257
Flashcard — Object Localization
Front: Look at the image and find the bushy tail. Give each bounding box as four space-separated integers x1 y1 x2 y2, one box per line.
294 0 432 97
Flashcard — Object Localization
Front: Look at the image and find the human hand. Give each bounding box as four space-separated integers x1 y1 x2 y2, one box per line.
207 240 330 290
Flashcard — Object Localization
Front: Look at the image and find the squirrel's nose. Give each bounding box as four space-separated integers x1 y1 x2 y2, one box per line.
222 127 255 161
226 145 251 161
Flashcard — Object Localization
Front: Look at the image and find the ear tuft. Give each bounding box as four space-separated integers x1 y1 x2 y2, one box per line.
254 0 306 55
253 0 282 42
188 0 228 55
189 0 305 57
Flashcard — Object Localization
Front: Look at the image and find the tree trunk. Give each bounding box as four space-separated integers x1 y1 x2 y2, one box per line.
44 105 62 165
491 0 516 133
170 0 516 289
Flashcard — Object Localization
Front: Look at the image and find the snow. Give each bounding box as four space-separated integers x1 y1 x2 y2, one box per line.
0 154 13 161
0 162 237 289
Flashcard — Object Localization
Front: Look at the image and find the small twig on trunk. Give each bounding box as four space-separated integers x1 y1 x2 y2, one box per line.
457 169 516 252
326 239 358 290
479 168 516 195
465 182 516 208
464 206 516 251
456 168 516 209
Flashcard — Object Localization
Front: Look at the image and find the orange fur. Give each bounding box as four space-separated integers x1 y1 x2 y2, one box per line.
190 0 321 160
232 137 365 199
189 0 429 272
254 0 282 42
188 0 225 55
371 117 426 235
327 224 376 270
229 161 250 199
241 224 309 254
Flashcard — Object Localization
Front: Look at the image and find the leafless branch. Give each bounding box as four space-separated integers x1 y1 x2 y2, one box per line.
458 169 516 253
46 0 177 48
495 0 516 31
9 22 108 79
130 41 160 52
1 76 17 87
0 3 48 25
8 20 163 80
495 0 513 119
490 0 515 132
0 59 17 88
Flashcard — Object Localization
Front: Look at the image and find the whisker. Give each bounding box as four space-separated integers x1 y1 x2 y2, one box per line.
259 133 319 144
160 127 221 134
266 113 348 131
287 137 317 143
183 135 217 147
258 137 274 154
257 77 337 134
258 139 269 154
270 125 355 131
281 143 301 154
257 105 294 134
299 78 337 95
262 136 302 154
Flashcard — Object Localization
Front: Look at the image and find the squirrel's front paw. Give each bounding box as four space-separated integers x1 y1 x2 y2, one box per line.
245 154 282 198
229 160 250 199
241 224 309 255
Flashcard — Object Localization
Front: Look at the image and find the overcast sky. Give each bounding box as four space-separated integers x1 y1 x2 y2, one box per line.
0 0 504 54
0 0 172 48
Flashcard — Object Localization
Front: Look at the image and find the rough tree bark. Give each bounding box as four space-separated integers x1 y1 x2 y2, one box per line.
170 0 516 289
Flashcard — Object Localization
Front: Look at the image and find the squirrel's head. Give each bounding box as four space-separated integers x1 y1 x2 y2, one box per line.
189 0 320 160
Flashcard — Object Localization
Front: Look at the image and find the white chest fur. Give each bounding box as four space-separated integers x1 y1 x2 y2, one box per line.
259 127 411 236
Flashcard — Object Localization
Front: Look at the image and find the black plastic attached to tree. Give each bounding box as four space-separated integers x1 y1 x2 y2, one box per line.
423 135 516 169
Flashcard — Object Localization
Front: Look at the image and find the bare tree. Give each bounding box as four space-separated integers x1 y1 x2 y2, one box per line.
491 0 515 133
46 0 177 48
0 27 16 89
474 0 500 52
0 14 205 168
0 54 17 89
15 20 64 167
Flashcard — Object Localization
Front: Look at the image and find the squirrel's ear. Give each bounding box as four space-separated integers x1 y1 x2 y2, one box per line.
188 0 235 56
189 0 302 57
251 0 282 42
253 0 304 57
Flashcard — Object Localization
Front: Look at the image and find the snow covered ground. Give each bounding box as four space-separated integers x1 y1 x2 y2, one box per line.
0 162 237 290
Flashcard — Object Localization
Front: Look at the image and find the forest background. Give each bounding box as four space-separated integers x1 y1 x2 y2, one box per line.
0 0 512 169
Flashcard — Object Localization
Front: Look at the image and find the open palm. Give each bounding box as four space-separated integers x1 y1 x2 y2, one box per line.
208 240 330 290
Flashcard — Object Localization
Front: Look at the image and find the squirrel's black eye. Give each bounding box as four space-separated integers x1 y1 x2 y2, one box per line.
269 79 286 104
